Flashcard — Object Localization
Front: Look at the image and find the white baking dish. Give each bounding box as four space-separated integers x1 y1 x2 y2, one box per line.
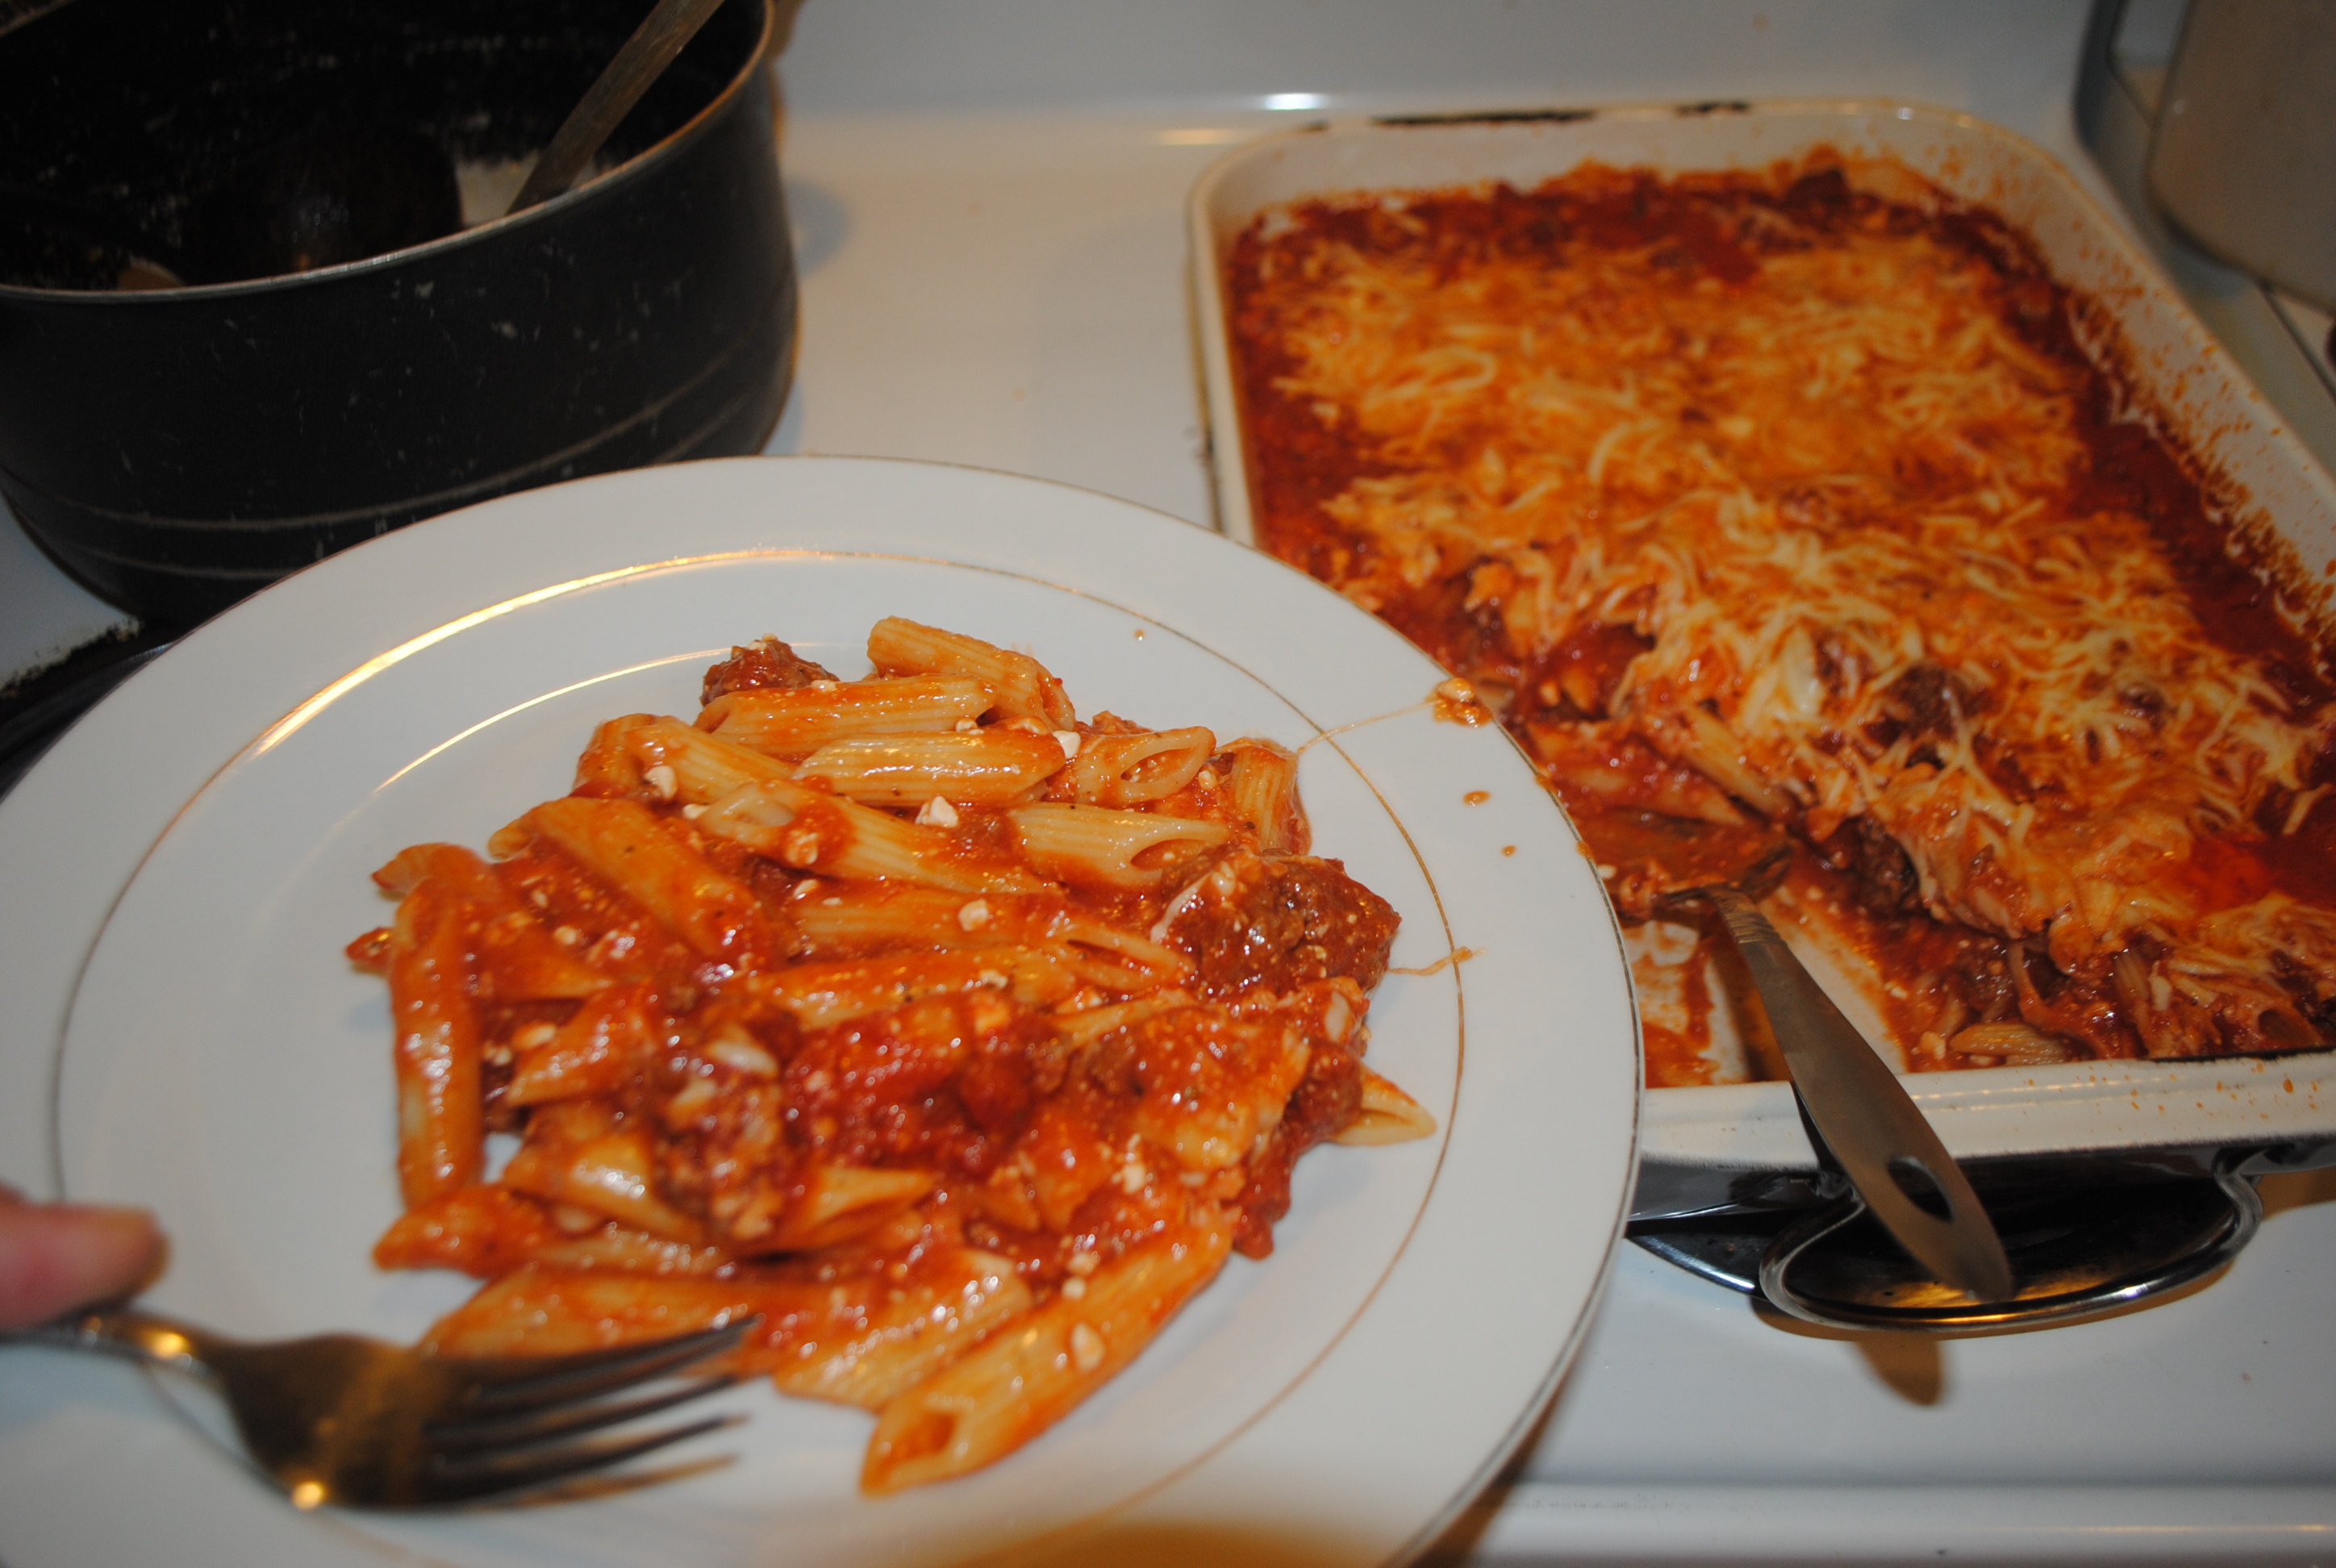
1188 102 2336 1187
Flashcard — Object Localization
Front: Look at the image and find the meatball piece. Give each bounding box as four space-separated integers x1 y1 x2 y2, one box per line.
701 636 839 707
1162 849 1399 999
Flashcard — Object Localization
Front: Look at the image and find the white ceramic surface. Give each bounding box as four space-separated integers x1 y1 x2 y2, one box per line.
0 456 1638 1568
1187 102 2336 1173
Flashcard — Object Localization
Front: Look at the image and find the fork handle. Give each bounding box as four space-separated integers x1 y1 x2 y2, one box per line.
9 1303 229 1377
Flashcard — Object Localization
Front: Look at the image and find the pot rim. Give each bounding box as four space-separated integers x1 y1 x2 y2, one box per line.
0 0 778 305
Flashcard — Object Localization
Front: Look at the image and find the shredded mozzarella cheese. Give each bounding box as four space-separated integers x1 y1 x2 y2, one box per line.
1235 156 2336 1055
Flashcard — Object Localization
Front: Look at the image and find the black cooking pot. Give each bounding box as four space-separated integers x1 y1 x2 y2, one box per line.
0 0 794 631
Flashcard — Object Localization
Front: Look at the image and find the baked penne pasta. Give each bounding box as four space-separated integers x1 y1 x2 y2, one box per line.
860 1220 1233 1492
352 621 1433 1493
747 949 1080 1030
525 1227 736 1278
385 884 484 1207
753 1163 940 1253
1065 726 1216 807
790 884 1076 955
498 1128 706 1242
571 713 660 795
514 795 778 970
504 984 660 1105
866 617 1076 729
1007 803 1231 890
1333 1069 1441 1145
423 1263 820 1362
697 779 1047 895
796 728 1067 807
1226 740 1307 856
699 676 996 757
624 715 795 803
373 842 612 1000
772 1248 1031 1409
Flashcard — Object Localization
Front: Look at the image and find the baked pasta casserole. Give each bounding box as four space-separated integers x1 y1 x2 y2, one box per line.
1225 154 2336 1085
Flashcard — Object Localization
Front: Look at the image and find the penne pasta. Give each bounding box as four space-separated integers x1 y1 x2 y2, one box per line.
797 728 1066 807
866 617 1075 729
518 795 778 970
1637 703 1794 819
753 1164 939 1253
1066 727 1216 807
785 889 1187 985
1332 1068 1440 1145
373 1185 557 1277
1008 802 1232 890
699 676 995 757
423 1264 811 1364
1059 913 1194 980
1051 990 1195 1049
1120 1007 1313 1174
773 1247 1032 1410
505 984 661 1106
748 949 1078 1030
860 1220 1233 1493
572 712 660 794
371 843 610 999
790 884 1076 956
525 1226 736 1277
358 620 1427 1495
699 779 1045 895
499 1128 705 1242
1227 740 1308 855
425 1252 1020 1407
625 715 795 803
387 883 484 1207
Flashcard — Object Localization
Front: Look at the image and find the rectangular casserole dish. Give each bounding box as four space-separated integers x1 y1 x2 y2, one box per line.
1188 102 2336 1217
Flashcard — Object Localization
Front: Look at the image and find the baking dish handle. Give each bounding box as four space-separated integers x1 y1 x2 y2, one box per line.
1752 1151 2264 1335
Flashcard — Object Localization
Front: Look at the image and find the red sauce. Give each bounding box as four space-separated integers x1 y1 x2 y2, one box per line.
361 654 1431 1489
1641 1022 1718 1088
2171 832 2278 915
2270 797 2336 906
1228 158 2336 1073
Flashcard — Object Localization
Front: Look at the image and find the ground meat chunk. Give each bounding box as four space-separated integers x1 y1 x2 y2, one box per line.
1233 1038 1363 1257
1818 814 1925 917
1161 849 1400 999
1883 661 1984 740
2270 950 2336 1037
701 636 839 707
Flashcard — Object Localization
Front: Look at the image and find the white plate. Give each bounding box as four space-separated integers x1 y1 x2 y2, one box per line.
0 457 1638 1568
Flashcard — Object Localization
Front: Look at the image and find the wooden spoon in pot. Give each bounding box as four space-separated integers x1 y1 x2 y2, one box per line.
506 0 734 216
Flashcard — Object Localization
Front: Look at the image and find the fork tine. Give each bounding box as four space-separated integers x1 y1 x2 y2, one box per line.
449 1316 759 1416
418 1413 737 1504
427 1374 736 1454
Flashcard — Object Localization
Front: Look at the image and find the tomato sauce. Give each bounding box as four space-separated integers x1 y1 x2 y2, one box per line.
1228 157 2336 1076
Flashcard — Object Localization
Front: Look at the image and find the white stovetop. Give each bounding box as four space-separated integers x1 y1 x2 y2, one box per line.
6 2 2333 1562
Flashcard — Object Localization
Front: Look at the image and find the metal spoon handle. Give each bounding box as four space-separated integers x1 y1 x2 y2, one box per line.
507 0 732 216
1707 886 2014 1303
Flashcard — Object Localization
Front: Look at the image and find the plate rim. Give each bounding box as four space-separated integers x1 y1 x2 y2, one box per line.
1 453 1641 1568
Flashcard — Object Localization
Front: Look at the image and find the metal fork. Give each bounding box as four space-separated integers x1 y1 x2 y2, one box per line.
15 1303 755 1508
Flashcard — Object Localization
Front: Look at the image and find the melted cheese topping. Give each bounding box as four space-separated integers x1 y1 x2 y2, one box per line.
1233 157 2336 1063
